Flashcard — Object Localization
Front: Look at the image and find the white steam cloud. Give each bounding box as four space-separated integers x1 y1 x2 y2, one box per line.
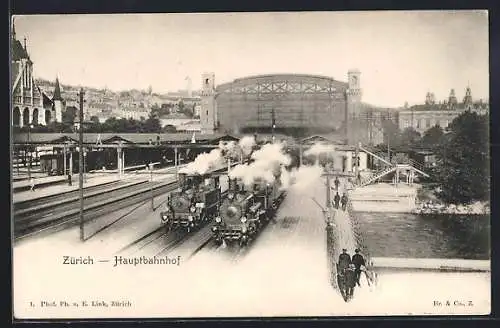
288 165 324 191
179 148 224 175
180 135 258 175
239 136 257 157
229 142 291 187
304 143 336 157
219 135 257 161
228 141 325 193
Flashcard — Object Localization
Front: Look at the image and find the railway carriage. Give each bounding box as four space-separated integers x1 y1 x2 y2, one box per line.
160 172 222 232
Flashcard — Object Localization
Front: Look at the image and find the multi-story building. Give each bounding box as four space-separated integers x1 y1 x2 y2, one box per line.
398 87 489 134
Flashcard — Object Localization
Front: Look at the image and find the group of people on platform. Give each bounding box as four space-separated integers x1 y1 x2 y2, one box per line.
337 248 366 299
333 176 349 211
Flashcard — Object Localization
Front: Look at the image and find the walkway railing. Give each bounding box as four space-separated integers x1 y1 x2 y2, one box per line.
356 143 430 187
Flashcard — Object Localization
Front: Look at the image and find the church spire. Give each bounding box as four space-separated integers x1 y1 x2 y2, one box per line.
53 77 63 101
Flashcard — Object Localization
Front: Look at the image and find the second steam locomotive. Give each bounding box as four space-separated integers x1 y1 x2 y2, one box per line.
212 169 286 247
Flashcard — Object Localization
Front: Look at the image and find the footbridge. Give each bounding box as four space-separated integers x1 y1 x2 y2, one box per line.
357 144 430 188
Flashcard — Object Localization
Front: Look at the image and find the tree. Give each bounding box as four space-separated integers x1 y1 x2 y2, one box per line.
143 112 162 133
421 125 444 147
434 111 489 204
62 106 77 124
380 119 401 147
400 127 421 146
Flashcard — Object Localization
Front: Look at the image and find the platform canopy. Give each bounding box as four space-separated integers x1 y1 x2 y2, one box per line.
12 132 240 147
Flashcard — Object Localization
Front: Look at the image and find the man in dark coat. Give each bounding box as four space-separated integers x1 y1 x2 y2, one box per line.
334 177 340 191
345 264 357 298
333 192 341 209
338 248 351 273
341 193 348 211
351 248 366 286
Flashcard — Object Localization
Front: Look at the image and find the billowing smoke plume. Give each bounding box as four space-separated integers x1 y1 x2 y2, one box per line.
218 140 240 160
180 135 258 175
179 148 224 175
303 142 336 157
238 136 256 157
218 135 256 161
228 140 326 193
288 165 324 191
229 142 291 187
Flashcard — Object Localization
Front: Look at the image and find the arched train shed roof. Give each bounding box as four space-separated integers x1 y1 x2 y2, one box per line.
215 73 348 94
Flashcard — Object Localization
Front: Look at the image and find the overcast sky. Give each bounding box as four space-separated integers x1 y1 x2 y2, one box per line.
13 11 489 107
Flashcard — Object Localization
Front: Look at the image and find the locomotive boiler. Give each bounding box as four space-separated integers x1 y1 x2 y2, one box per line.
160 172 222 232
212 172 286 247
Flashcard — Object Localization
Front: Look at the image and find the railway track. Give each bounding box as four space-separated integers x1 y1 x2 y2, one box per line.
13 180 124 211
14 179 180 240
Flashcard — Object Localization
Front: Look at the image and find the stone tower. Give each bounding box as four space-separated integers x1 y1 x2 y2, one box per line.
463 85 473 109
53 77 64 123
346 69 364 144
448 88 458 109
200 72 217 134
347 69 362 117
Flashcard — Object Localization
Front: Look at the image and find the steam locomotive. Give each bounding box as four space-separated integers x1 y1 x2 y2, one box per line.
160 172 222 232
212 170 286 247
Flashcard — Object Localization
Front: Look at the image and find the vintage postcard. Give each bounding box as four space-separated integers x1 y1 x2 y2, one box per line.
11 11 490 319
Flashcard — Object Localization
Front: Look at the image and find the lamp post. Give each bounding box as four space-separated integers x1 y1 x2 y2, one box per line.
271 107 276 144
83 149 87 183
78 88 85 242
149 162 154 210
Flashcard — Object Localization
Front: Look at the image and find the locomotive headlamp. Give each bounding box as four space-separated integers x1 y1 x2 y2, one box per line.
161 214 169 223
190 205 196 213
215 216 222 223
241 226 248 234
228 192 234 200
211 226 218 232
240 216 247 223
188 216 194 222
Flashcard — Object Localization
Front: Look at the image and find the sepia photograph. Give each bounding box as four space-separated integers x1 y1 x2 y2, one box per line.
11 11 490 319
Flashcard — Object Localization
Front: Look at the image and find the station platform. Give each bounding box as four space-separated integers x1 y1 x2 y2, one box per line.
12 163 188 204
12 175 67 192
12 174 123 204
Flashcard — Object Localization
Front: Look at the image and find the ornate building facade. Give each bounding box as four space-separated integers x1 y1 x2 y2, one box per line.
11 23 64 127
398 87 489 134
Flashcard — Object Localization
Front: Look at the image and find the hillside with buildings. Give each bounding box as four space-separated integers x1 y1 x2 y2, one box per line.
35 78 202 130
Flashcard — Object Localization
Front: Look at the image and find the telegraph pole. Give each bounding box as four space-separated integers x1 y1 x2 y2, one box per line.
27 124 31 180
344 90 349 144
78 88 85 241
271 107 276 144
355 142 360 184
150 163 154 210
